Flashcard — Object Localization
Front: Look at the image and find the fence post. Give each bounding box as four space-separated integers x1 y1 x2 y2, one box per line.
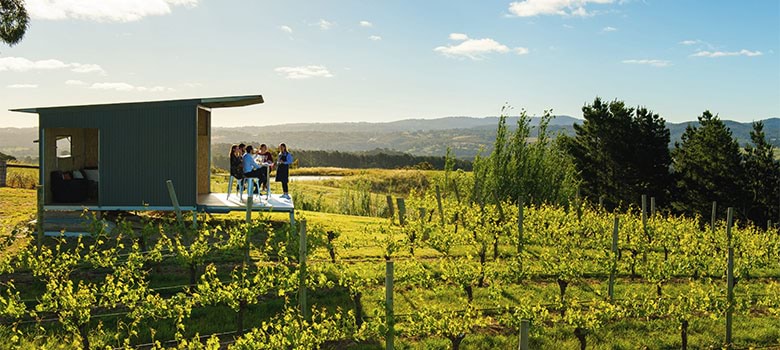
609 216 619 302
435 185 445 226
517 196 525 255
725 208 734 349
711 201 717 233
385 260 395 350
165 180 182 225
245 180 254 224
650 197 656 217
386 195 395 224
397 198 406 226
0 160 6 187
641 194 648 230
518 319 530 350
299 219 309 321
36 185 44 254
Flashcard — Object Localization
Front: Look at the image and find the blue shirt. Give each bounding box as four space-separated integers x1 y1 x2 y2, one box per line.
278 152 293 165
243 153 260 173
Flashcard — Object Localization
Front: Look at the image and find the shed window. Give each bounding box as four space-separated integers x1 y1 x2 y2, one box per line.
56 136 72 158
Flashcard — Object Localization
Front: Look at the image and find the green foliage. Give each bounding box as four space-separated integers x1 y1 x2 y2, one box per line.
230 307 351 349
561 97 672 210
672 111 747 219
0 0 29 46
743 121 780 226
474 107 579 206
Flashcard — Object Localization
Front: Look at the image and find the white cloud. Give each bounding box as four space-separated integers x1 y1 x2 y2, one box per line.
435 34 528 60
679 39 700 46
65 79 86 85
90 82 174 92
7 84 38 89
280 25 293 34
602 26 617 32
314 19 333 30
508 0 615 17
359 20 373 27
0 57 68 71
449 33 469 41
70 63 105 74
622 59 672 67
691 49 762 58
0 57 105 74
369 35 382 41
274 65 333 79
26 0 197 22
563 24 574 29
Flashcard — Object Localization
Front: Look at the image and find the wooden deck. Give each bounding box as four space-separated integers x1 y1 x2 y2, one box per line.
196 193 294 213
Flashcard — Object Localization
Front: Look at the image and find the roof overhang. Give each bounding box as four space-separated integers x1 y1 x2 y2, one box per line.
10 94 264 114
199 95 264 108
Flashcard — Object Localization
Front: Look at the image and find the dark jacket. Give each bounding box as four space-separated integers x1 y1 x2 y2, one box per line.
275 151 292 182
230 153 243 179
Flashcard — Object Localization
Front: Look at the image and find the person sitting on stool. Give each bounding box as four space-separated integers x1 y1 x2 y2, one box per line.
242 145 263 195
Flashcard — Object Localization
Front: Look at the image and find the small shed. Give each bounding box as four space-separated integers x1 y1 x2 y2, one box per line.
12 95 294 220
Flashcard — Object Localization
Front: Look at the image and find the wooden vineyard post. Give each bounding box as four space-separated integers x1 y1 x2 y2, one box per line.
397 198 406 226
641 195 647 227
725 208 734 349
36 185 44 254
518 319 530 350
609 216 619 302
386 195 395 224
418 207 428 240
245 180 254 224
435 185 445 226
711 201 717 233
650 197 656 217
166 180 183 225
517 196 525 255
299 220 310 322
452 179 462 204
385 260 395 350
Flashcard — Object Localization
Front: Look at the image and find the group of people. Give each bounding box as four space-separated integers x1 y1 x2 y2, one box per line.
229 143 293 199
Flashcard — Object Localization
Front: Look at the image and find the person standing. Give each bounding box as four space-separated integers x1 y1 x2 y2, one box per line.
257 144 274 193
275 143 292 199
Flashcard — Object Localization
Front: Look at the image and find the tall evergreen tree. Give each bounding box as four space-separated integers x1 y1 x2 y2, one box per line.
0 0 29 46
743 121 780 227
562 97 672 210
671 111 746 219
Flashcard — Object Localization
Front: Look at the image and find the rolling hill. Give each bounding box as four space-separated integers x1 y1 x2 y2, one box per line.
2 116 777 160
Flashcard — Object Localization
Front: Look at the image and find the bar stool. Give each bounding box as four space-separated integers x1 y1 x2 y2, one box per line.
226 175 242 199
239 177 261 202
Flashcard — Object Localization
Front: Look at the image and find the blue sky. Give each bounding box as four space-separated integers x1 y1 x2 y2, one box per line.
1 0 778 128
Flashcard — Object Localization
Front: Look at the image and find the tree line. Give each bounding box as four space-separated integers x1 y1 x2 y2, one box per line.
211 145 472 172
474 97 779 228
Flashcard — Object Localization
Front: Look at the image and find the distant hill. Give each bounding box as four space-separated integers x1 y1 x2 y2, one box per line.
213 116 779 158
3 116 778 160
0 127 38 159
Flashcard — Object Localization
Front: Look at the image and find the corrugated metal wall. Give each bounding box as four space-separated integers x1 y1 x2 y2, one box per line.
40 101 198 207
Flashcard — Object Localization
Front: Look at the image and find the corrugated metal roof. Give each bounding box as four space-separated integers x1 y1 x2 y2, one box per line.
10 94 264 114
